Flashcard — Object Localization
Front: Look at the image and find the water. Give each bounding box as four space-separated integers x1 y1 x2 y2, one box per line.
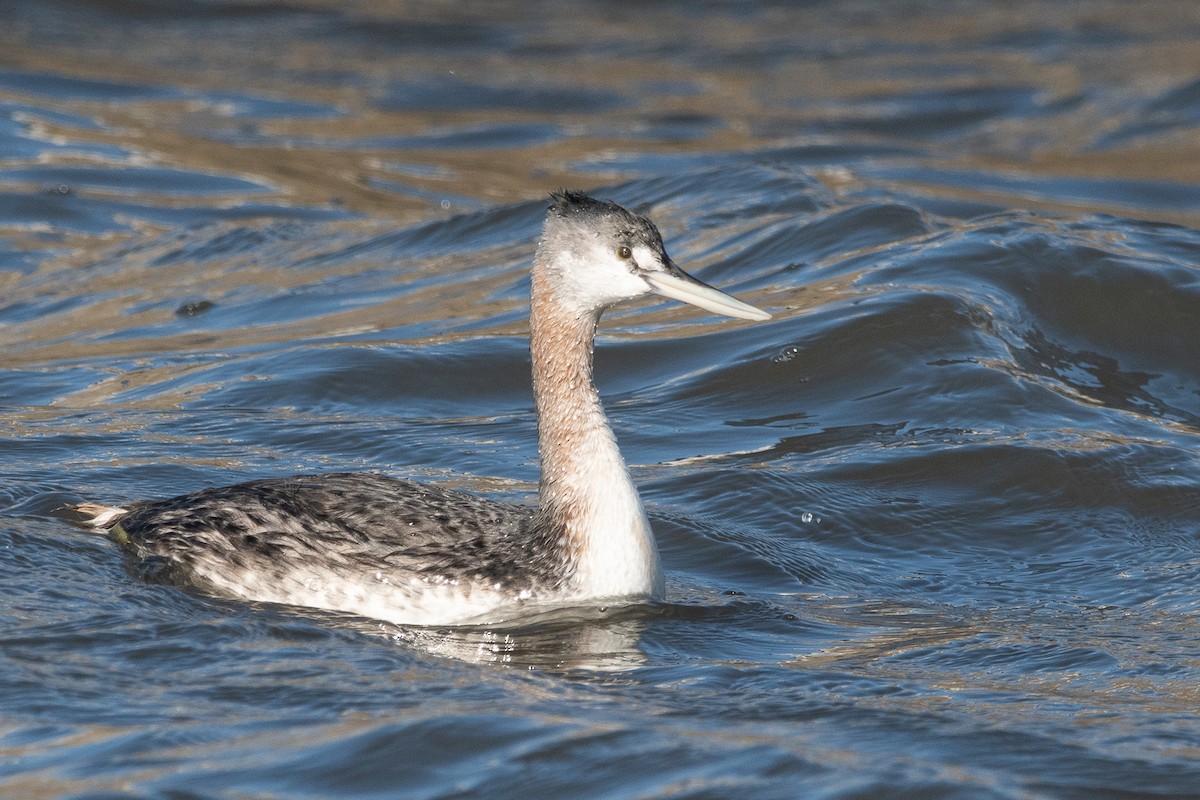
4 1 1200 797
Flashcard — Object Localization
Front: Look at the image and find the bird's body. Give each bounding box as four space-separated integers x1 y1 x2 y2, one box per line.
75 191 769 626
99 474 540 624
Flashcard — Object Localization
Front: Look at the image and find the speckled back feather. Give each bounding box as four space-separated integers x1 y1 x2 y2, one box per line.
99 474 569 606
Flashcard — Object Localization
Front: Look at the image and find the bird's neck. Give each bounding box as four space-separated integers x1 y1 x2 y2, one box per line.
528 271 663 600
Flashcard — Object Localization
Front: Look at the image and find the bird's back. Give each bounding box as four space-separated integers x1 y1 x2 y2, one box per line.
103 473 559 624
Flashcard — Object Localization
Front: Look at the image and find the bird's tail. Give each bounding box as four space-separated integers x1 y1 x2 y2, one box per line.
73 502 128 530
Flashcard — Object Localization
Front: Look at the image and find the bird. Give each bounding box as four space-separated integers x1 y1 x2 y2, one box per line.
74 190 771 626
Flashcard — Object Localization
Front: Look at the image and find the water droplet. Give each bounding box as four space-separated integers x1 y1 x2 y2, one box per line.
773 345 801 364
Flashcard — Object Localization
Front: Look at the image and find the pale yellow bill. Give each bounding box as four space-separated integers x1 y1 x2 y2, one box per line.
644 270 771 321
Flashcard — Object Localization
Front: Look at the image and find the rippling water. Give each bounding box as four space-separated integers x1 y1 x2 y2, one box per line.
4 1 1200 797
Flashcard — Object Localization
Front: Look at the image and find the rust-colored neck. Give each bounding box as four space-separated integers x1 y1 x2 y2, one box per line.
529 267 609 527
526 263 661 598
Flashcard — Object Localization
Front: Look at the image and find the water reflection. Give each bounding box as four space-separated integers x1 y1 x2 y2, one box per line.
397 617 648 671
332 604 652 671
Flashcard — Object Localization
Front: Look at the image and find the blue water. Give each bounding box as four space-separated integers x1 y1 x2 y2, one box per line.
4 1 1200 797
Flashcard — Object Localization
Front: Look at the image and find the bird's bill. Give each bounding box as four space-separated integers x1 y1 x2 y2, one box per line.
644 268 771 321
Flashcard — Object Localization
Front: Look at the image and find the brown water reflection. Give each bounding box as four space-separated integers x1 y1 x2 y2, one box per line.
2 1 1198 227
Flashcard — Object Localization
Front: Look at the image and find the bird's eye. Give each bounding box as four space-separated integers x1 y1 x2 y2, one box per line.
617 245 633 260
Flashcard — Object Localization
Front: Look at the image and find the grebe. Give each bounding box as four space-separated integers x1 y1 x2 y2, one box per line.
75 191 771 626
